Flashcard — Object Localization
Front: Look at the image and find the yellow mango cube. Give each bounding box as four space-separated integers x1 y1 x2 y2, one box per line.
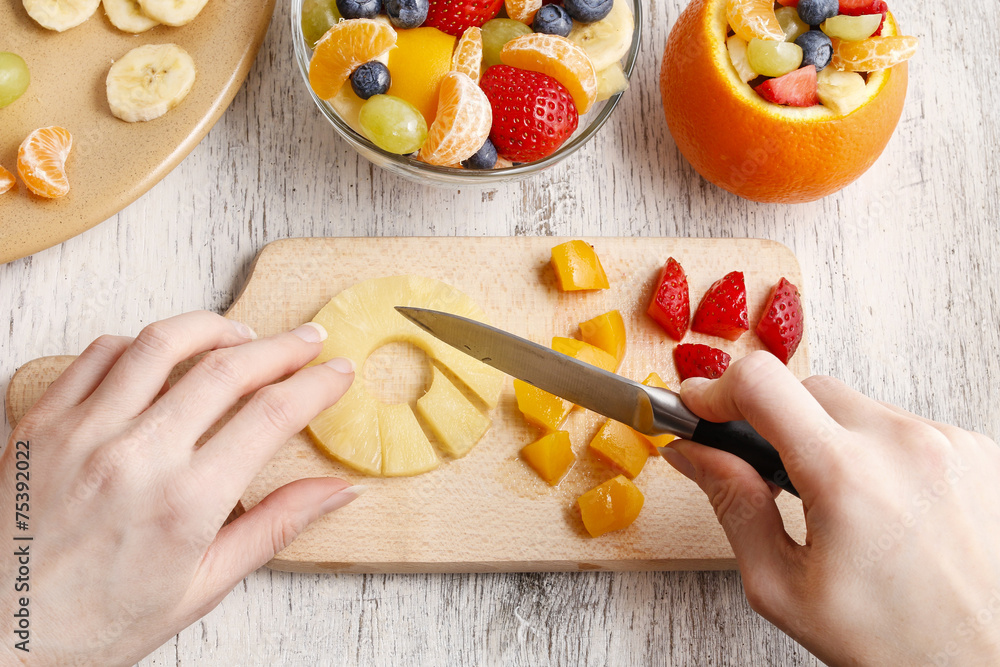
578 310 627 367
550 240 610 291
514 379 573 431
588 419 649 479
520 431 575 485
577 475 644 537
551 337 618 373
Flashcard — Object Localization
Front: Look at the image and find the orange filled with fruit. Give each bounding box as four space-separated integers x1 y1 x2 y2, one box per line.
660 0 918 203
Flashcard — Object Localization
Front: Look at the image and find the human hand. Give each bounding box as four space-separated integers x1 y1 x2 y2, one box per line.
661 352 1000 666
0 312 359 666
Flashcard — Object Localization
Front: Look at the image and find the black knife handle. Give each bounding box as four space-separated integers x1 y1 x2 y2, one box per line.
691 420 799 497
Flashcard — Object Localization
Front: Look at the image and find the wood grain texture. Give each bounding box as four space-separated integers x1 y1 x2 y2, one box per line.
6 237 809 573
0 0 997 662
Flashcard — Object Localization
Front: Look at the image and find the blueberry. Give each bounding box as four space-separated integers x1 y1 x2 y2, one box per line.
461 139 498 170
336 0 381 20
351 61 391 99
532 5 573 37
385 0 428 29
795 30 833 71
563 0 613 24
795 0 838 26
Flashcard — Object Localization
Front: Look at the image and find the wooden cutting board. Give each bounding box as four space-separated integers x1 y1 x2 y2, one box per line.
6 237 809 572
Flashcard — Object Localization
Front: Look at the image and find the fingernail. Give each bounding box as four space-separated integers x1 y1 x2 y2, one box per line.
324 357 355 374
320 484 366 514
680 377 711 392
292 322 328 343
660 446 696 481
231 320 257 340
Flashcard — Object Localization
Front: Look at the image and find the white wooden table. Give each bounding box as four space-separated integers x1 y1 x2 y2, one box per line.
2 0 997 663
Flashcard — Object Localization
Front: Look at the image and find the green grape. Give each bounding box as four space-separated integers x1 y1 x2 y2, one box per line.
0 52 30 110
481 18 533 70
821 14 881 41
747 38 803 78
302 0 342 49
775 7 808 43
359 94 428 154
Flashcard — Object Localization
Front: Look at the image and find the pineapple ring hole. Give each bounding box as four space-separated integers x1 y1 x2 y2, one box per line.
362 341 433 405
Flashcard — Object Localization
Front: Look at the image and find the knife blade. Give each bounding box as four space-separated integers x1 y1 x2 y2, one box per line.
396 306 798 497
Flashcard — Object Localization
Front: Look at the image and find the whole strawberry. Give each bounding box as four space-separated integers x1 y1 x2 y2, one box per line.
691 270 749 341
674 344 731 381
756 277 804 364
480 65 578 163
647 257 690 341
424 0 503 36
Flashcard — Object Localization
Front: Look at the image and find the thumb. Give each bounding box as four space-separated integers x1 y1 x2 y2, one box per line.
189 478 364 610
663 440 798 617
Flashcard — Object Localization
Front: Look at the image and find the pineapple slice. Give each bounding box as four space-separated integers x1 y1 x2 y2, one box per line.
416 367 491 458
379 403 440 476
307 275 504 476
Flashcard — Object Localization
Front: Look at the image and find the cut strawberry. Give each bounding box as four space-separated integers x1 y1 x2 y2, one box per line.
674 344 731 381
776 0 798 5
756 277 804 364
691 271 749 341
754 66 819 108
839 0 888 35
480 65 579 163
647 257 690 341
425 0 504 37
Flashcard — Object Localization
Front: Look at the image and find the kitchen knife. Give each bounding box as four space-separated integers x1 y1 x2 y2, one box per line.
396 306 798 497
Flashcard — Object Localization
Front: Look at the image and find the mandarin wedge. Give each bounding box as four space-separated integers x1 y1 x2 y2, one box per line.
505 0 542 24
500 33 597 113
726 0 783 42
452 27 483 83
17 127 73 199
421 71 492 166
661 0 909 203
0 166 15 195
831 35 918 72
309 19 397 100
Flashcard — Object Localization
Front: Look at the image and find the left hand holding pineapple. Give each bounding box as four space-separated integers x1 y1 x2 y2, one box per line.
0 311 360 665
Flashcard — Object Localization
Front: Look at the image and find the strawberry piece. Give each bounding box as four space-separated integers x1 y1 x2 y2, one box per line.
647 257 690 341
754 66 819 108
425 0 504 37
674 344 731 381
691 271 749 341
839 0 888 35
776 0 798 5
756 278 804 364
480 65 579 163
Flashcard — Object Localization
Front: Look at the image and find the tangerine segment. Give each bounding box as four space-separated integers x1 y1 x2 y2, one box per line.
387 27 458 125
452 26 483 83
726 0 784 42
661 0 908 203
17 127 73 199
505 0 542 24
501 33 597 113
831 35 918 72
0 166 15 195
421 71 493 165
309 19 397 100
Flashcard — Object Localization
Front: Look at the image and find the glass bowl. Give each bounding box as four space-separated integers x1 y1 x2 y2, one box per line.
290 0 642 185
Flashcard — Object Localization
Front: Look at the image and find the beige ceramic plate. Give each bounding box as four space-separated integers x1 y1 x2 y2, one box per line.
0 0 275 264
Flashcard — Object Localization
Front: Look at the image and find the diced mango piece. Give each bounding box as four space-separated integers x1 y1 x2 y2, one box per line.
550 240 610 291
578 310 626 367
637 372 678 454
589 419 649 479
416 367 491 458
520 430 575 485
551 337 618 373
577 475 644 537
514 379 573 430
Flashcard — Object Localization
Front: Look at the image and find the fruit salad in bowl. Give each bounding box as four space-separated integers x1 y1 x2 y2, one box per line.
660 0 918 203
292 0 640 184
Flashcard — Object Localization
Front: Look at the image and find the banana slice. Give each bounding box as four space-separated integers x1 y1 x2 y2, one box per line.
23 0 100 31
595 62 629 101
103 0 159 32
106 44 196 122
137 0 208 26
567 0 634 72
